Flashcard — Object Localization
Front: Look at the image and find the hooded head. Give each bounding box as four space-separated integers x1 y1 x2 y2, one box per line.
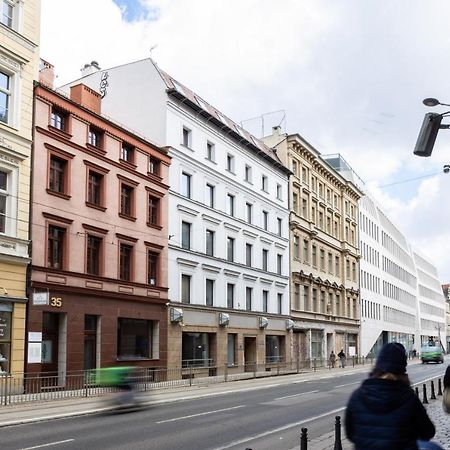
375 343 407 375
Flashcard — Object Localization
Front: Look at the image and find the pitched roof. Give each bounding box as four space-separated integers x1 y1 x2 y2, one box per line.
152 60 289 175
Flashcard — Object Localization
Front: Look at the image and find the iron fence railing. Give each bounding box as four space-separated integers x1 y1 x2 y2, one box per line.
0 356 375 406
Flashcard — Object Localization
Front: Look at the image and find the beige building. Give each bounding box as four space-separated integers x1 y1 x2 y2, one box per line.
0 0 40 374
264 128 362 362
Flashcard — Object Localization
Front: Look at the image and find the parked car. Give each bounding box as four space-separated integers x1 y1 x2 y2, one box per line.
420 345 444 364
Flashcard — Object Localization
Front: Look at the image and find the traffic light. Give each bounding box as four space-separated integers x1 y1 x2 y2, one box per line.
414 112 442 157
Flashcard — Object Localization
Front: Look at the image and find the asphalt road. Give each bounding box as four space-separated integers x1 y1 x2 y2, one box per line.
0 362 446 450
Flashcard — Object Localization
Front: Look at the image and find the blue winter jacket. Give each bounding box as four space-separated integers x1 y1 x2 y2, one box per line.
345 378 435 449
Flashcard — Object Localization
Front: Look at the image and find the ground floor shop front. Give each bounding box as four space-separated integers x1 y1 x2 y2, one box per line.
26 287 168 377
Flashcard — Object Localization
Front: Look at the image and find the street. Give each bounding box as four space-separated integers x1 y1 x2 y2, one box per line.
0 362 446 450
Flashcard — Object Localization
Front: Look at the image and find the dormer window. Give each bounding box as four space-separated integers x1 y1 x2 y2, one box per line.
121 143 135 164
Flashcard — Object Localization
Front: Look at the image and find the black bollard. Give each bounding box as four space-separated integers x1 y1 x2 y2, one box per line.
430 380 437 400
438 378 443 396
300 427 308 450
415 386 419 397
423 384 429 404
334 416 343 450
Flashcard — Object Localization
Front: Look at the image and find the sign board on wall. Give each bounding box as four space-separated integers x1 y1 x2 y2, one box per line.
349 346 356 357
28 332 42 342
33 292 49 306
27 343 42 364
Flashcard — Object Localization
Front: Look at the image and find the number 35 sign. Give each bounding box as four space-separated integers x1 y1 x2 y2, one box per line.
50 297 62 308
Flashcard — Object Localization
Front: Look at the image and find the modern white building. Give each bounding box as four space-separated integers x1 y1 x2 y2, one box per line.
323 154 446 356
62 59 291 370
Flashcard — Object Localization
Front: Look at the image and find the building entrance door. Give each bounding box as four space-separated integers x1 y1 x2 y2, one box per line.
41 312 60 376
244 336 256 372
84 315 97 371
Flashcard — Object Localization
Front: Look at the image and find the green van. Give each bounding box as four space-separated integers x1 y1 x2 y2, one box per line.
420 345 444 364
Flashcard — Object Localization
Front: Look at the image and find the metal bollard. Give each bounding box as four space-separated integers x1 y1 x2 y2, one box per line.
300 427 308 450
438 378 443 396
313 358 317 372
415 386 419 397
430 380 437 400
423 384 429 404
334 415 343 450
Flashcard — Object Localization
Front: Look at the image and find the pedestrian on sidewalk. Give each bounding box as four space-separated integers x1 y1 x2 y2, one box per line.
442 365 450 413
329 351 336 369
345 342 442 450
338 349 346 368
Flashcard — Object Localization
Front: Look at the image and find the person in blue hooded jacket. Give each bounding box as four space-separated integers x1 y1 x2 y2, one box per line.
345 342 442 450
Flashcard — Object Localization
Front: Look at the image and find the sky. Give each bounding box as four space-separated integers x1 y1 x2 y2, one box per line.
40 0 450 282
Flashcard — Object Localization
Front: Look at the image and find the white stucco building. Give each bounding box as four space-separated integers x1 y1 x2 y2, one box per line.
63 59 292 370
323 155 446 356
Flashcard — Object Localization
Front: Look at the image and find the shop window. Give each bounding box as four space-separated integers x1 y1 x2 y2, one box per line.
117 318 152 359
311 331 322 358
227 334 237 366
182 332 213 367
266 335 284 363
47 225 66 269
0 305 12 374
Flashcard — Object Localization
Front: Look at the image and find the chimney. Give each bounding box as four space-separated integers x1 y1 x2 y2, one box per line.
39 59 55 88
70 84 101 114
80 60 101 77
272 125 282 136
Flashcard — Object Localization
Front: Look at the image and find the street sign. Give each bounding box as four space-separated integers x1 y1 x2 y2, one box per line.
33 292 49 306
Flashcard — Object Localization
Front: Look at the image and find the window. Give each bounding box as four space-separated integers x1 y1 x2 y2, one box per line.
277 293 283 314
206 229 214 256
49 155 67 194
0 170 7 233
292 160 297 175
86 235 102 276
266 335 283 363
262 211 268 231
346 259 350 279
88 127 102 148
120 184 134 217
227 193 235 216
87 170 103 206
117 318 152 359
262 290 268 312
226 154 235 173
182 332 212 367
245 165 252 182
206 141 215 161
320 249 325 270
311 176 317 192
277 218 282 237
119 243 133 281
335 256 340 276
120 144 134 164
277 254 282 275
182 127 191 147
50 108 68 131
201 184 213 209
352 262 357 281
293 192 298 212
246 287 252 311
227 334 236 366
0 308 11 373
276 184 282 200
148 157 160 176
328 252 333 273
227 283 234 309
261 175 268 192
294 283 300 309
303 239 309 262
181 221 191 250
293 235 299 258
181 172 191 198
47 225 65 269
205 279 214 306
312 245 317 267
227 237 234 262
148 195 159 226
148 251 158 285
181 274 191 303
1 0 13 28
246 202 252 224
262 248 269 271
0 71 11 124
245 243 252 267
304 286 310 310
302 166 308 184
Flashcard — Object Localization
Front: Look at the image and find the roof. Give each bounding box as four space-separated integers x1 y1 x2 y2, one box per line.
151 60 290 175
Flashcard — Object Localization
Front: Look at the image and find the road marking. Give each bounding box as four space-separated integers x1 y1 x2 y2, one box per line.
213 407 345 449
21 439 75 450
275 390 319 400
156 405 245 424
335 381 360 388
